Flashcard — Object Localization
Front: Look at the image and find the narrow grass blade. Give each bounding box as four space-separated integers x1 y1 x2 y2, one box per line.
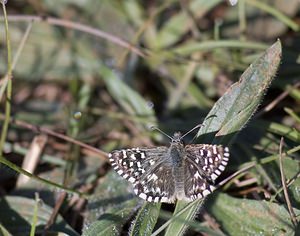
99 64 155 120
163 199 204 236
129 202 161 236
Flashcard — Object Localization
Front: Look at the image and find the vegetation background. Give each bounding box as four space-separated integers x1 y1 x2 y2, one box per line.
0 0 299 235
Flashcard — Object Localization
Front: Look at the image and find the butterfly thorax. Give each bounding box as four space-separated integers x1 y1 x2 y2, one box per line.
169 133 186 199
169 132 185 166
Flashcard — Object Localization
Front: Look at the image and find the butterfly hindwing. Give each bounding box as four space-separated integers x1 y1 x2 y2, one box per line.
185 144 229 181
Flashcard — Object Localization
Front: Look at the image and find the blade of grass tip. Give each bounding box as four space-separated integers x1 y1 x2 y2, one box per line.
129 202 161 236
164 40 281 236
163 199 205 236
0 1 13 155
279 138 298 227
30 193 40 236
152 200 201 236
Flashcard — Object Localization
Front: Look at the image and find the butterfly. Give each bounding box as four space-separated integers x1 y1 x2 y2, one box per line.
108 126 229 203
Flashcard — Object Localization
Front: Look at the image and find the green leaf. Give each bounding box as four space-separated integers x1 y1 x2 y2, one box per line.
83 171 141 236
197 40 282 143
207 193 299 236
164 40 282 235
0 196 78 236
129 202 161 236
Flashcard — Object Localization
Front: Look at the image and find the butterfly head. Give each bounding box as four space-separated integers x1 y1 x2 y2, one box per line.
171 132 183 143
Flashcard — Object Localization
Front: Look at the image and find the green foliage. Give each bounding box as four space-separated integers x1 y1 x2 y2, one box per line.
0 196 78 236
208 193 299 236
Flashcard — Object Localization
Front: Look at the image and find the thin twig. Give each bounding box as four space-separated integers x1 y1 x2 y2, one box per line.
216 162 255 188
44 192 67 233
255 81 300 118
279 137 298 227
0 114 108 159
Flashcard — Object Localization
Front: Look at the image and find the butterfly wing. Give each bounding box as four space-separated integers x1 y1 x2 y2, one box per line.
183 144 229 201
109 147 176 203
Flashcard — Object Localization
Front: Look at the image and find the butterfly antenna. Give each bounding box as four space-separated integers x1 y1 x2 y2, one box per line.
180 124 203 140
150 126 173 140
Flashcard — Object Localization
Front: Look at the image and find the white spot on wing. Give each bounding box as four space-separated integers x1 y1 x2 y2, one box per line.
211 173 218 180
122 150 127 157
207 150 212 157
218 165 225 171
149 160 155 165
221 161 227 166
148 173 158 181
224 152 230 157
212 146 217 154
128 177 136 183
203 189 211 197
200 149 204 156
194 171 201 179
161 197 169 202
139 193 147 200
130 153 136 160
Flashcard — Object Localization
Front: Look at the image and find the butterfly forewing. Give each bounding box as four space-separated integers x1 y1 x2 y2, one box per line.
109 146 176 203
183 159 215 201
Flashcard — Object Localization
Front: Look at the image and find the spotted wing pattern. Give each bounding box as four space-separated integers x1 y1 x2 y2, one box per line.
183 144 229 201
109 147 176 203
109 142 230 203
